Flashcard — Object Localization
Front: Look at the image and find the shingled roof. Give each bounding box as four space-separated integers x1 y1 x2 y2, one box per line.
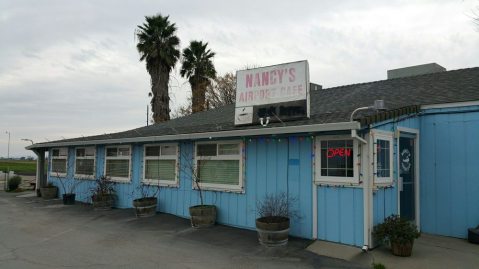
29 67 479 148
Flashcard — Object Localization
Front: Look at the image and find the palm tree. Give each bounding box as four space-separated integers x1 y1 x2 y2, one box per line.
136 14 180 123
180 41 217 113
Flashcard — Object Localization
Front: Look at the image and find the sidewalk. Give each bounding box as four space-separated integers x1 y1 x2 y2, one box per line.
0 191 366 269
307 233 479 269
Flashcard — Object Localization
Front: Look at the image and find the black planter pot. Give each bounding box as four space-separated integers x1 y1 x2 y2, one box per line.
468 226 479 244
62 193 76 205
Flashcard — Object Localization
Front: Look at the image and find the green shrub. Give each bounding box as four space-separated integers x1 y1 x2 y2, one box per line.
7 175 22 190
372 263 386 269
373 215 420 245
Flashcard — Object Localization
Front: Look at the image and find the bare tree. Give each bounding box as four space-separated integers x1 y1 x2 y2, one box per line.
206 72 236 109
171 72 236 119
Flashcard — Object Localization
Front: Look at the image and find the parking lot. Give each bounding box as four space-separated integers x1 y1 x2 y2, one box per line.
0 191 365 269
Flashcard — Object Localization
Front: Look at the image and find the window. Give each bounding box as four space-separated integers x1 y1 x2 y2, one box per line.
50 148 68 176
75 147 96 178
195 141 243 192
374 131 394 184
315 137 359 184
104 146 131 181
143 144 178 186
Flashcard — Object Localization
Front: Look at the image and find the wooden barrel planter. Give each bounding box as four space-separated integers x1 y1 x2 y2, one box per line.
391 240 414 257
40 186 58 200
133 197 157 217
189 205 217 228
92 194 114 210
255 216 290 247
62 193 76 205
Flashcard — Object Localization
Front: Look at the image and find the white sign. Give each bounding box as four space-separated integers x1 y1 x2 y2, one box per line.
235 60 309 107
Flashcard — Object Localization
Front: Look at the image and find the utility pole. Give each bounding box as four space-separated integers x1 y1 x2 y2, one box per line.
5 131 10 191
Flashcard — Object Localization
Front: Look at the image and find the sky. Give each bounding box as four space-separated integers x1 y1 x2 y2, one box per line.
0 0 478 158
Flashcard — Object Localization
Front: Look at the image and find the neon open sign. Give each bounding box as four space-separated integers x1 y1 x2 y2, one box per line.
327 148 352 158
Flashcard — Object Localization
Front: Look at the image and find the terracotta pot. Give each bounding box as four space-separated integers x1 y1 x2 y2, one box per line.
92 194 114 210
189 205 217 228
40 186 58 199
255 216 290 247
391 240 414 257
133 197 157 217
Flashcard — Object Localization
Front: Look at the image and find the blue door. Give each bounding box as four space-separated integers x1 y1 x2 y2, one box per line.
399 136 415 221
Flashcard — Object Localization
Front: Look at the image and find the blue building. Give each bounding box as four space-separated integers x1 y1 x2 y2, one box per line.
27 63 479 249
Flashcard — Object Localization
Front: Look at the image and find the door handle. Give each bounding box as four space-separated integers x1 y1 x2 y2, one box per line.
399 177 403 192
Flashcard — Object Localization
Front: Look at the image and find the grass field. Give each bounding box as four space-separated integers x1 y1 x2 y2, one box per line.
0 160 36 175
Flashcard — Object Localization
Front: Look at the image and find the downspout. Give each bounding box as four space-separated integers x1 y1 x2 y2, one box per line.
364 127 375 250
352 128 369 251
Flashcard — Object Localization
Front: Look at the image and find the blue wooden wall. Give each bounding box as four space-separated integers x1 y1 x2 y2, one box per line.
317 186 364 246
420 106 479 238
50 137 314 239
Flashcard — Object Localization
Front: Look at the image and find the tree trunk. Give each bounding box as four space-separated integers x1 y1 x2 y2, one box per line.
150 64 171 123
191 78 208 113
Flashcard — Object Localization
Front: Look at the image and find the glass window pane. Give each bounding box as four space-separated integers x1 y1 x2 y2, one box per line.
106 148 117 157
198 160 239 185
105 159 129 178
161 145 177 156
76 148 85 157
218 144 239 155
118 147 130 156
328 140 345 148
145 160 176 181
321 148 328 168
377 139 390 178
197 144 217 156
51 159 67 173
59 148 68 156
320 141 327 148
85 147 95 157
328 169 346 177
76 159 94 175
320 139 354 178
52 149 59 157
145 146 160 157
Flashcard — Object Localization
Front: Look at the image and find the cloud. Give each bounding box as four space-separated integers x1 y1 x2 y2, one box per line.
0 0 478 157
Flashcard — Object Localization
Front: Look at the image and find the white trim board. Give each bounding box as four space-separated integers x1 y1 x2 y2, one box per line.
26 122 360 150
421 100 479 109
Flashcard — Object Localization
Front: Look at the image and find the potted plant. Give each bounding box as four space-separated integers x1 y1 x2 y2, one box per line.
57 176 84 205
255 192 297 247
132 184 160 218
468 225 479 244
373 215 421 257
40 182 58 200
90 176 115 210
184 149 216 228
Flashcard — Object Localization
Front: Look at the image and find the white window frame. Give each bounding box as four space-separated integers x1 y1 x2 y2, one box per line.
50 147 68 177
194 140 244 192
74 146 96 179
315 135 359 184
104 145 131 182
142 143 179 187
373 130 394 185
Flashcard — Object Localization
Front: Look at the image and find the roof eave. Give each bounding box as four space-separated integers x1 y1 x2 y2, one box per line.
25 121 360 150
